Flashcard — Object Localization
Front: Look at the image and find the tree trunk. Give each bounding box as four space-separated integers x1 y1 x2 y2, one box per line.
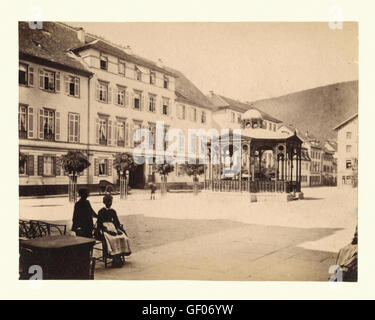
193 174 198 195
69 173 78 203
120 175 126 199
161 175 167 196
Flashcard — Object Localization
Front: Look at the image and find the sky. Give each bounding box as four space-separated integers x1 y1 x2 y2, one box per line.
69 22 358 102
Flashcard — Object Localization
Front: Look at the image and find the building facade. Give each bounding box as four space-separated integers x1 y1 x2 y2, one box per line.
333 114 358 187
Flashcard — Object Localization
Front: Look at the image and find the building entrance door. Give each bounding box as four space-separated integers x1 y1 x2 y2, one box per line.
129 164 145 189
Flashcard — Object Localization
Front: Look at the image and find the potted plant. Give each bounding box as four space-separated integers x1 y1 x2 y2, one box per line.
59 151 91 202
182 163 205 195
113 152 138 199
155 163 174 196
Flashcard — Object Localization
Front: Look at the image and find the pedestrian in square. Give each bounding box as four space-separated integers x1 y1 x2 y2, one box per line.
71 188 98 238
150 182 156 200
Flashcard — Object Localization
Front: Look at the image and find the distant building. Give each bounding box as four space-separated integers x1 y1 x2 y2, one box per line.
333 114 358 187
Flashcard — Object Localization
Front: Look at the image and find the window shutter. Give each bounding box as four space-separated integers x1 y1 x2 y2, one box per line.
64 76 69 94
27 106 34 139
130 123 134 147
55 72 61 92
114 87 118 105
77 114 80 143
74 78 80 97
96 82 100 101
125 122 129 147
94 159 99 176
108 159 112 177
95 118 99 144
125 89 129 107
113 121 118 146
108 120 112 145
28 67 34 86
37 156 44 176
52 156 57 176
108 86 112 104
68 113 73 142
55 111 61 140
39 69 44 89
160 98 163 114
38 108 44 140
27 155 34 176
140 93 145 111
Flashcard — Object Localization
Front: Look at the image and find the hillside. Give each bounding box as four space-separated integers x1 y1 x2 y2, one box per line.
250 81 358 141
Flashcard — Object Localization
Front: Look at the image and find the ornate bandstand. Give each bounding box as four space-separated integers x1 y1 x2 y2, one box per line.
204 110 304 200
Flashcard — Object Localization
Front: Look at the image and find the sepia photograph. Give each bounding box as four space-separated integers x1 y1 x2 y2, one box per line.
17 20 358 282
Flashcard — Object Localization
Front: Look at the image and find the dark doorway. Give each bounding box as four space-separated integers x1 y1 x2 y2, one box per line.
129 164 145 189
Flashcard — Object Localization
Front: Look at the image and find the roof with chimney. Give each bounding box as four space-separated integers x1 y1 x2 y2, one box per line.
208 93 282 123
19 21 92 76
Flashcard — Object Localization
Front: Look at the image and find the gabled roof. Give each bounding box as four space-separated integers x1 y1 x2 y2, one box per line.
210 93 282 123
333 113 358 131
168 69 214 110
71 38 177 77
19 22 92 76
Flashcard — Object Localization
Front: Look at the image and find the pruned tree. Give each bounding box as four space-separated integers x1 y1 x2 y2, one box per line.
59 151 90 202
181 163 205 195
155 163 174 196
113 152 138 199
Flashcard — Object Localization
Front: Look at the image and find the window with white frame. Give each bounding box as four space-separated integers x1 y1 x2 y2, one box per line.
162 98 169 115
231 112 235 123
68 113 80 143
237 114 241 124
39 69 58 92
117 121 126 147
149 94 156 112
98 118 108 145
201 111 206 124
98 159 108 175
150 71 156 85
163 76 169 89
65 75 80 97
346 132 352 139
100 55 108 70
41 109 55 141
346 145 352 153
19 63 28 85
19 155 27 175
135 66 142 81
97 82 108 102
118 60 125 75
19 105 27 138
116 86 125 106
177 104 186 120
188 107 196 121
134 91 141 110
43 155 54 176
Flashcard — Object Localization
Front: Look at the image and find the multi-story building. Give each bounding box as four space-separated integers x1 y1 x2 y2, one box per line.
19 22 93 196
333 113 358 187
19 22 215 194
322 141 337 186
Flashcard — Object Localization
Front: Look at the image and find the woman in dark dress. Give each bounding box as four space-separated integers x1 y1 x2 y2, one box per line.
72 188 98 238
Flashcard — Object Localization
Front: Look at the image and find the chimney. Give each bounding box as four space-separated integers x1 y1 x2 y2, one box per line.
156 58 163 68
124 45 132 55
77 27 85 44
305 130 309 137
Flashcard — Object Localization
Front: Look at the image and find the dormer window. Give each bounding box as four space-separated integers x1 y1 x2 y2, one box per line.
163 76 169 89
100 55 108 70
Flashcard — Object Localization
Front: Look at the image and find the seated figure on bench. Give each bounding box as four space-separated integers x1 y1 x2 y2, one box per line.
97 194 131 267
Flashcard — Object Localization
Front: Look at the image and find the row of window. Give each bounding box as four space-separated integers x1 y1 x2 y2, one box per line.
176 104 207 124
310 150 321 160
19 63 81 97
100 54 170 89
19 154 112 177
19 105 80 142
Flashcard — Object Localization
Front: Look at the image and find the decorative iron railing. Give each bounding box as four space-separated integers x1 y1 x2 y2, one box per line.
204 180 301 193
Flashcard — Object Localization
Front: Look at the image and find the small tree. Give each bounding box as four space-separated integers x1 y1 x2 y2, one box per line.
155 163 174 196
59 151 90 202
113 152 138 199
182 164 205 195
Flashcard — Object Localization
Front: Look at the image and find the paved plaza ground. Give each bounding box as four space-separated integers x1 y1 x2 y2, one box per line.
19 186 357 281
